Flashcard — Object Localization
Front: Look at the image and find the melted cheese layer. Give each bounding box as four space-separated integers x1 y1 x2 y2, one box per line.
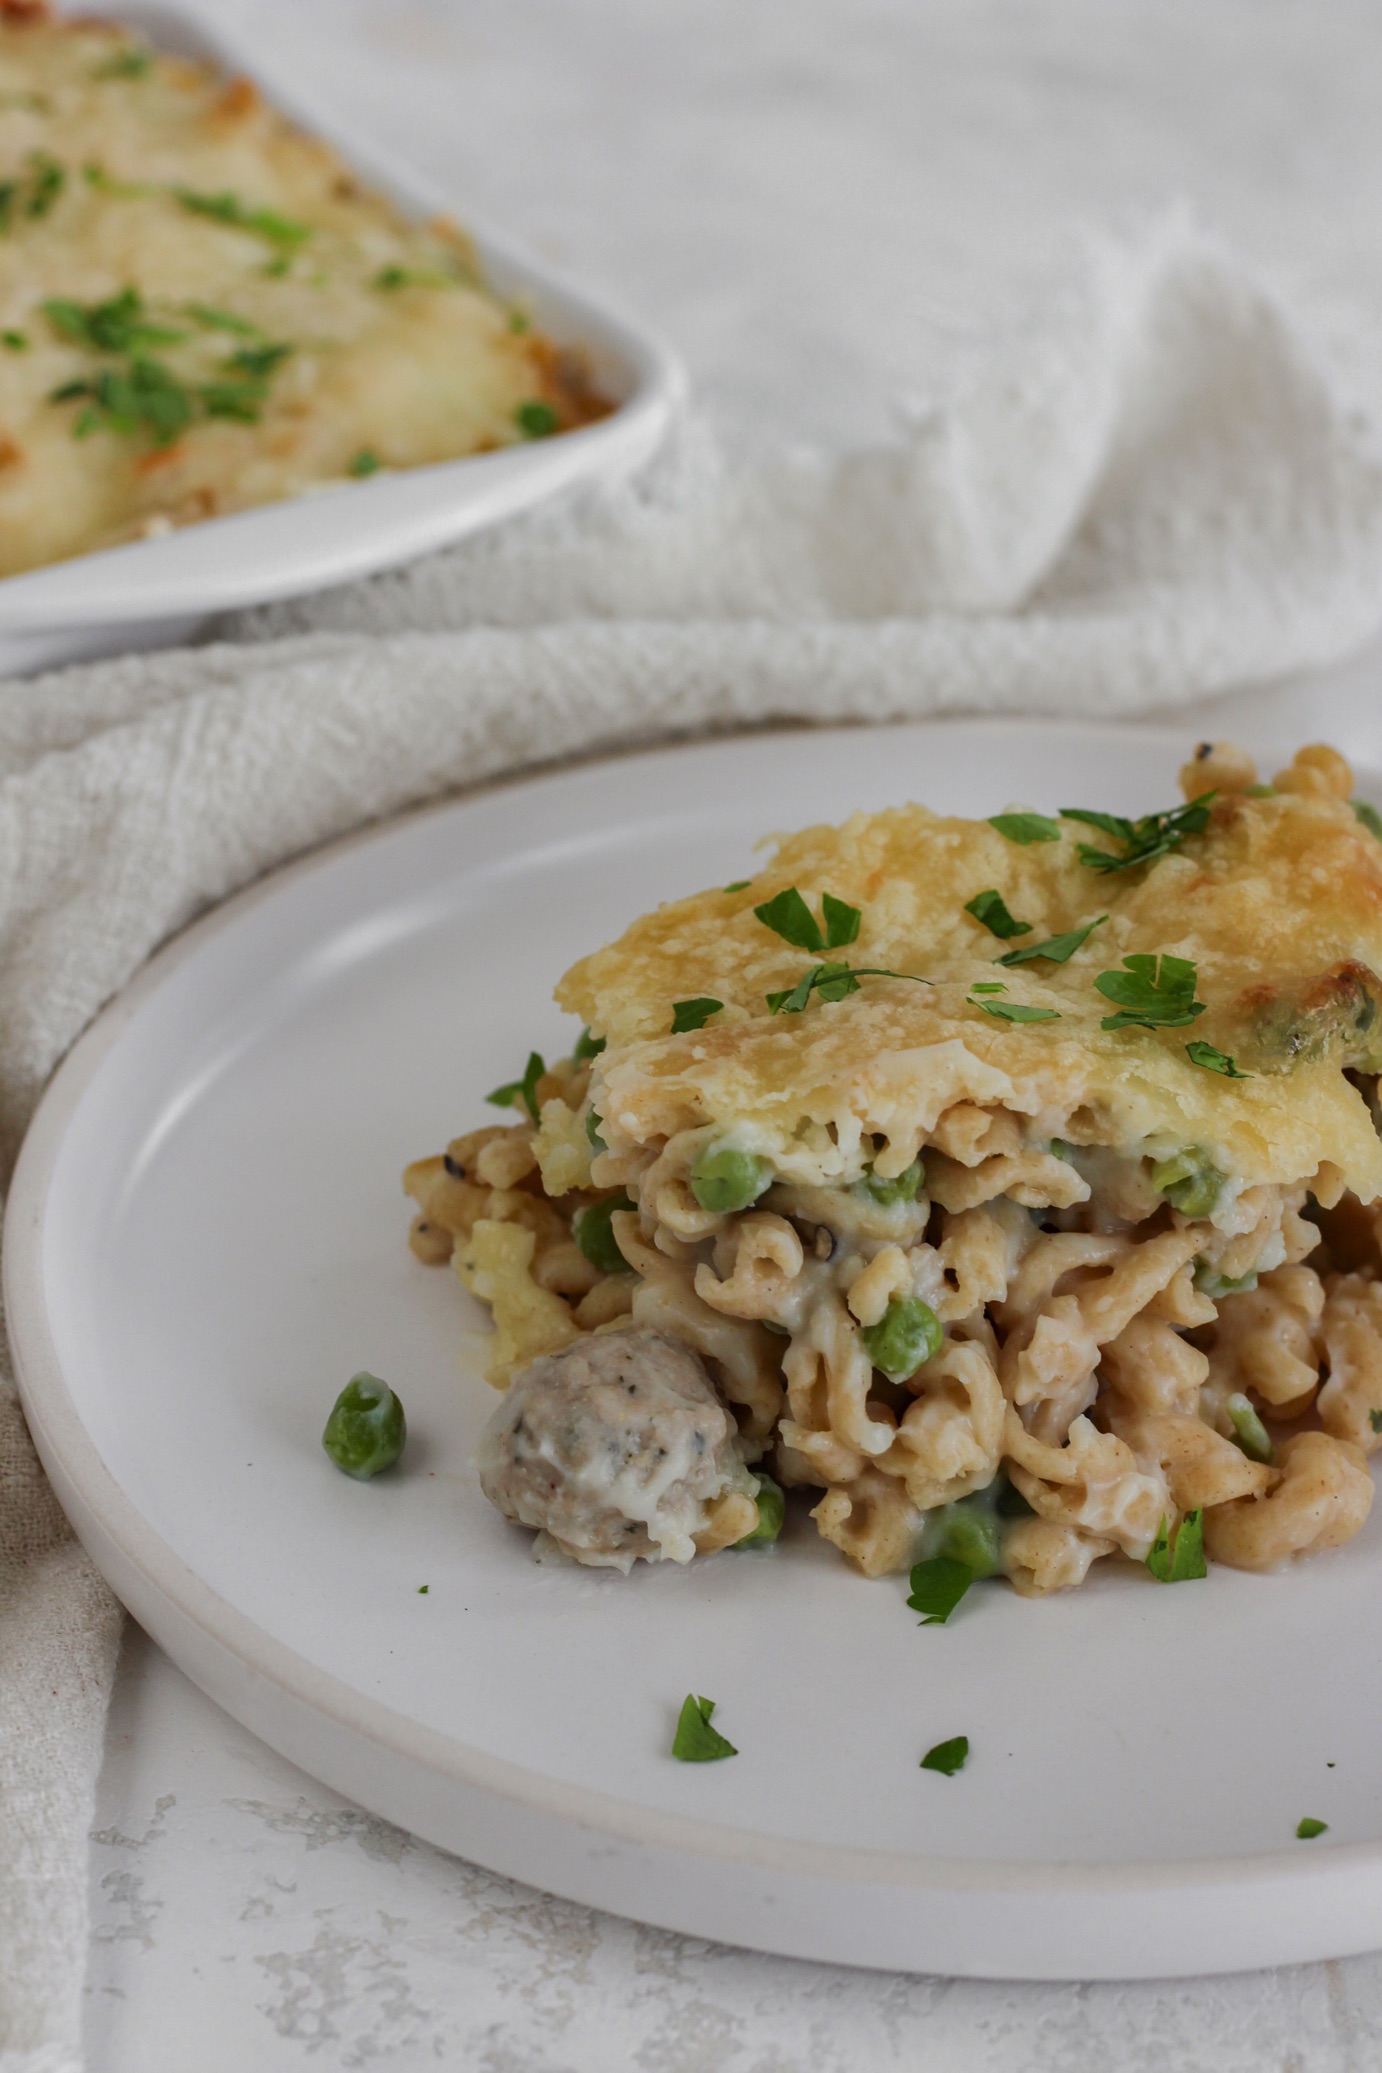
558 779 1382 1197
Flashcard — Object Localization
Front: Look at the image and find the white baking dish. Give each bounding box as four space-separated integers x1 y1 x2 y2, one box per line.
0 4 683 676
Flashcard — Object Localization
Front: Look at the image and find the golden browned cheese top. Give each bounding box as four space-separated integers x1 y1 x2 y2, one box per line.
558 782 1382 1194
0 10 599 573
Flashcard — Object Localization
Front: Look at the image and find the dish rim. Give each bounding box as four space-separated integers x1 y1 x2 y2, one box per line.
6 713 1380 1925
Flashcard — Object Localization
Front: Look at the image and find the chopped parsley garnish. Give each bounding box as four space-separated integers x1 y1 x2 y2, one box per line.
1 330 25 351
1370 1409 1382 1434
767 963 928 1015
175 187 310 249
1353 800 1382 840
671 1694 737 1762
1061 793 1215 874
1185 1040 1250 1078
487 1050 545 1124
58 360 194 445
1145 1509 1207 1582
723 879 751 893
417 1584 429 1594
95 45 153 79
988 811 1061 846
82 162 155 199
1095 953 1205 1032
906 1556 974 1624
920 1734 969 1777
671 996 723 1033
998 915 1107 967
573 1027 605 1061
1296 1817 1328 1840
186 304 260 336
228 341 294 380
374 262 455 291
969 981 1006 995
45 292 295 440
348 448 382 477
755 886 862 953
964 889 1031 940
515 398 559 439
971 997 1060 1023
25 153 64 220
45 287 182 353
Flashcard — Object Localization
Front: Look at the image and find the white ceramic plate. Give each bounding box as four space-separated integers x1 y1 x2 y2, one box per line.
9 720 1382 1982
0 4 681 675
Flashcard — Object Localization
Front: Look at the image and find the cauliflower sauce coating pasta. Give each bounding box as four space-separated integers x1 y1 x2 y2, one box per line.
0 3 604 575
404 741 1382 1596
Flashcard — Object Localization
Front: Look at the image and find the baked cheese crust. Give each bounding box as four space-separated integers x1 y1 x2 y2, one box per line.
0 5 603 574
560 747 1382 1201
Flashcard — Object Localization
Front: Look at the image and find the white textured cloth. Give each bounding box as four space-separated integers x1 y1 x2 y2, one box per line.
4 218 1382 2072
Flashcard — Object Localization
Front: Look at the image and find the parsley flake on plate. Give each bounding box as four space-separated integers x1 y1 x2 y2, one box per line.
671 1694 737 1762
1145 1509 1207 1582
988 811 1061 846
906 1556 974 1624
348 448 382 477
1095 952 1205 1032
964 889 1031 940
920 1735 969 1777
1296 1817 1328 1840
671 996 723 1033
1185 1039 1251 1078
1061 793 1215 874
998 915 1107 967
487 1050 545 1123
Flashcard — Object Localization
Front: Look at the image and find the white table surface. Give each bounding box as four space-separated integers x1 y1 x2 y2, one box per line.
83 2 1382 2066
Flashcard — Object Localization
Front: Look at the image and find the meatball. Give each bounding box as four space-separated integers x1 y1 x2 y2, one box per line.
475 1327 750 1569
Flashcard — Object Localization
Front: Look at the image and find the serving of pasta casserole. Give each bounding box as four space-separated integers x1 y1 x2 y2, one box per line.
405 739 1382 1599
0 3 602 575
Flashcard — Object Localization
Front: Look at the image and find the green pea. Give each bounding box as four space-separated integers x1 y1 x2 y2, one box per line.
1192 1261 1257 1298
323 1373 406 1479
573 1192 634 1274
1226 1391 1273 1464
1149 1147 1226 1219
690 1143 770 1214
925 1498 1003 1578
861 1296 943 1381
585 1107 606 1150
861 1156 924 1207
736 1473 785 1547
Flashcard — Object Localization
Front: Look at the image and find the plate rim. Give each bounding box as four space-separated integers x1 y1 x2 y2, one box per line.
7 717 1381 1952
